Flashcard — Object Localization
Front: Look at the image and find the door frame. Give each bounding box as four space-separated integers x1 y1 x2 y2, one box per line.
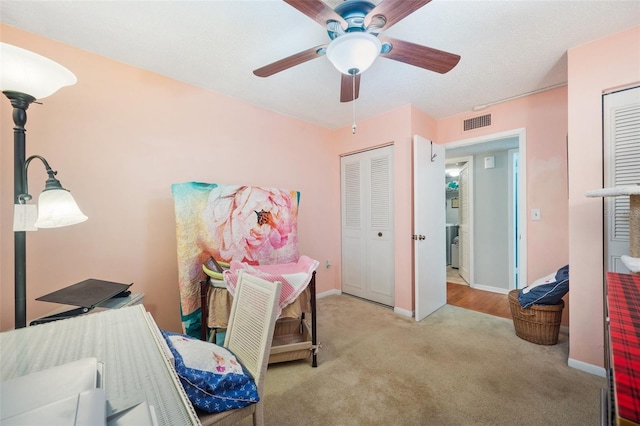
445 155 474 286
340 145 395 306
508 148 519 289
444 128 528 290
603 86 640 273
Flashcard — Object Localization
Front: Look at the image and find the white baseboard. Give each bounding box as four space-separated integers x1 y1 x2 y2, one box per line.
317 289 341 299
568 358 606 377
472 284 509 294
394 306 413 318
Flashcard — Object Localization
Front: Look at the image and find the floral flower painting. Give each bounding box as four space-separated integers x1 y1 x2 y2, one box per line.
172 182 300 336
203 185 299 265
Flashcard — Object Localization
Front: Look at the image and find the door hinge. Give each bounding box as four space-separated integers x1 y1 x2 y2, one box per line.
412 234 426 240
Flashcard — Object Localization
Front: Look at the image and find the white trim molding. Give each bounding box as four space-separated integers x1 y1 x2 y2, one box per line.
568 358 606 377
317 289 341 299
394 306 413 318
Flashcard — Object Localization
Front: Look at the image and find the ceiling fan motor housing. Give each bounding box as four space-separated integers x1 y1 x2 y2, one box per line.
327 0 378 39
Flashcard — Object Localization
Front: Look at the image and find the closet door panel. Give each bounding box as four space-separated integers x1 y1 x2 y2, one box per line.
367 152 394 305
341 146 394 306
341 159 366 297
605 86 640 272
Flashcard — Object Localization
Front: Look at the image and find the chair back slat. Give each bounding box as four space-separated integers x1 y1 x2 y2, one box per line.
224 270 281 388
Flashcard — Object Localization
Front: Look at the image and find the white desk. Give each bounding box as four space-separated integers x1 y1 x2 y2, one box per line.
1 305 200 426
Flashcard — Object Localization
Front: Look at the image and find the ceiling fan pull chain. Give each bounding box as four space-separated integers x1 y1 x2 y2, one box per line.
352 72 357 134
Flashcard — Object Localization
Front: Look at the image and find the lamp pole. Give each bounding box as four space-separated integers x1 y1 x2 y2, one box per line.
6 91 36 328
2 43 82 329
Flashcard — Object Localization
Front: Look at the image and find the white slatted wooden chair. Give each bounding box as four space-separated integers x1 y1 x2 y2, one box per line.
198 270 282 426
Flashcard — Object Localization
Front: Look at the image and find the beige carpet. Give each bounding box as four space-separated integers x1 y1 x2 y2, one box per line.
242 294 606 426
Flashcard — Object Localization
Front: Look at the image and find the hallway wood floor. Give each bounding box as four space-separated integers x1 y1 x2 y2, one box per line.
446 282 512 320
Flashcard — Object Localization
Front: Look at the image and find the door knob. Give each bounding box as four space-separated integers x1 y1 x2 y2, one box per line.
378 232 383 237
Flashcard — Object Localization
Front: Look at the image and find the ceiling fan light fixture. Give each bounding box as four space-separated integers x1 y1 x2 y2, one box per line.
326 32 381 75
447 168 461 177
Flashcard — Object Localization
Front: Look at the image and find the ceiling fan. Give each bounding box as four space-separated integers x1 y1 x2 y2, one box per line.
253 0 461 103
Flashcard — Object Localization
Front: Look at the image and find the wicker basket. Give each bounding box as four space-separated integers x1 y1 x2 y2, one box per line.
508 289 564 345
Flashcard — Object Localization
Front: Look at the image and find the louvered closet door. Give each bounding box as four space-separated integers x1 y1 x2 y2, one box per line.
341 157 366 298
341 146 395 306
604 86 640 273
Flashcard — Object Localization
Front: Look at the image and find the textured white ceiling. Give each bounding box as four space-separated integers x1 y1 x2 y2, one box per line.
1 1 639 129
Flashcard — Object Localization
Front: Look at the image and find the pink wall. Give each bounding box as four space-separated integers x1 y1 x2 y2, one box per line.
567 26 640 369
437 87 571 327
0 24 339 332
0 21 572 331
3 23 637 374
329 93 570 321
329 105 439 312
438 87 570 285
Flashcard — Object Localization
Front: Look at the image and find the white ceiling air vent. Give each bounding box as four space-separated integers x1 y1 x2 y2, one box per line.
463 114 492 131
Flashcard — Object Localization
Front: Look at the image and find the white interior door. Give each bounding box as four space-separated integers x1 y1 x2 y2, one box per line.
341 146 395 306
458 162 471 284
604 86 640 272
414 136 446 321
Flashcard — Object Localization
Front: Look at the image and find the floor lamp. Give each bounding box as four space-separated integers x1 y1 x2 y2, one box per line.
1 42 88 328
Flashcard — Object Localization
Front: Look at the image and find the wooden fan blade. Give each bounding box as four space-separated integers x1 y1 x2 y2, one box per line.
340 73 361 103
253 45 327 77
364 0 431 30
284 0 347 29
380 37 460 74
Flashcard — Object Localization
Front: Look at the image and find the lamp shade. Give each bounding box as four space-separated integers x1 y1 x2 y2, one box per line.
326 32 381 75
34 189 88 228
0 42 77 99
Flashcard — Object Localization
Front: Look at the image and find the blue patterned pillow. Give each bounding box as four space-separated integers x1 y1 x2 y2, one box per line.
518 265 569 309
161 331 259 413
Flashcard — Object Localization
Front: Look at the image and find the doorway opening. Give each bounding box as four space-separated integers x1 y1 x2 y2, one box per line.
445 158 471 286
444 128 527 299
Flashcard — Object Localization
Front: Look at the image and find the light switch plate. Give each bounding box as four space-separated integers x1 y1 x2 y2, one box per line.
531 208 541 221
484 156 495 169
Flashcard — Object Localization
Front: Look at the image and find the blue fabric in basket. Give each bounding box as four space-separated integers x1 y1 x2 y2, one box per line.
518 265 569 309
161 330 259 413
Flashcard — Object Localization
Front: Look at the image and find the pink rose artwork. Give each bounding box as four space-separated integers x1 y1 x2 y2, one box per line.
203 185 299 265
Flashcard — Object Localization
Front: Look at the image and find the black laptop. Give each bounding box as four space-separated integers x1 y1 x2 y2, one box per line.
31 279 132 325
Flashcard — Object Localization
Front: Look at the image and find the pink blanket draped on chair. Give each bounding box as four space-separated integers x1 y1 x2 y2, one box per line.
223 256 319 315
